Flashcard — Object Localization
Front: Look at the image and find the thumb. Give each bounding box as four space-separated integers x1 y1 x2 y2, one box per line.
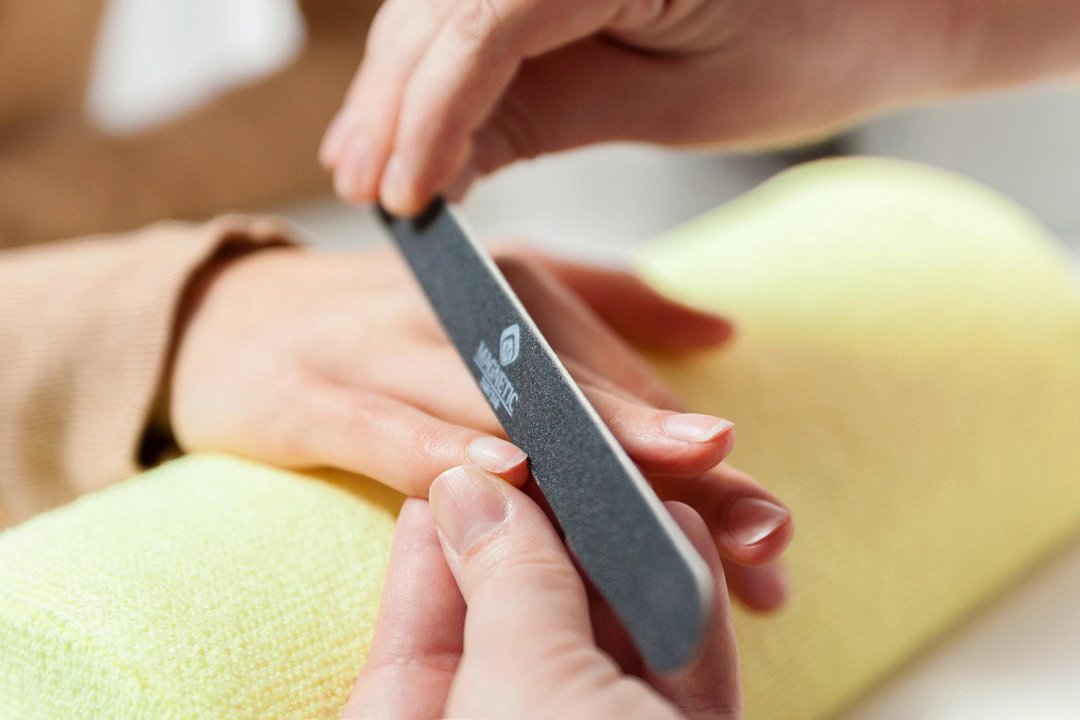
428 466 604 714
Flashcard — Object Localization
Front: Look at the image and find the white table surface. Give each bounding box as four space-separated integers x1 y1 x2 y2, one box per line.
282 143 1080 719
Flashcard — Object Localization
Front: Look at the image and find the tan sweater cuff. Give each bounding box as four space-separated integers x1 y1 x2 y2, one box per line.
0 216 296 529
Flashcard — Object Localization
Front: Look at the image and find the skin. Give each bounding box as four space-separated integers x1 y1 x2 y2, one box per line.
312 1 1080 714
170 244 793 611
320 0 1080 216
344 467 742 719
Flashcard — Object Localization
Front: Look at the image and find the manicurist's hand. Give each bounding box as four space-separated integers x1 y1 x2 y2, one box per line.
319 0 989 215
168 245 793 611
343 468 743 719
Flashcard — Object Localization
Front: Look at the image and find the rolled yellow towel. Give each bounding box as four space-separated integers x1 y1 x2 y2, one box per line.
0 459 401 718
638 156 1080 718
2 157 1079 719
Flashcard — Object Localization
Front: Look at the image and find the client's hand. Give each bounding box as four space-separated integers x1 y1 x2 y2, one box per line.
343 467 742 719
169 244 792 610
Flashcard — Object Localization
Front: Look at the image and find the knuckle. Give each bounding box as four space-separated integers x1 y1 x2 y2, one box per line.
485 96 544 162
411 422 462 466
362 646 459 680
467 534 572 586
451 0 504 52
338 394 384 445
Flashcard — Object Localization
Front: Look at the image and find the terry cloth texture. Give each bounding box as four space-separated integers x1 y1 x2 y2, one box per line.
0 456 402 719
639 157 1080 719
2 158 1079 719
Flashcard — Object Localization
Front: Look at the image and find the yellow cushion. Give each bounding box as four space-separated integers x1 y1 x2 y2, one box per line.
0 458 401 719
637 156 1080 719
2 157 1079 719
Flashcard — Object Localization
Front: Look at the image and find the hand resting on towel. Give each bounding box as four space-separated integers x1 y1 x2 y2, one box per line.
166 244 794 610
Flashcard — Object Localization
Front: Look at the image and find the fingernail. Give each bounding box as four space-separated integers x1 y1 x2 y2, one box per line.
431 465 508 555
380 154 415 213
334 136 370 202
664 413 734 443
319 107 356 168
467 436 527 474
727 497 789 546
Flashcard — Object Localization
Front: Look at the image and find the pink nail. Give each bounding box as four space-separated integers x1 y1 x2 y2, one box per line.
467 436 527 474
727 497 789 546
664 413 734 443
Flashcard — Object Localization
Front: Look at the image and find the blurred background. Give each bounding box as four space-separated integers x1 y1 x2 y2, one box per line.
3 1 1079 717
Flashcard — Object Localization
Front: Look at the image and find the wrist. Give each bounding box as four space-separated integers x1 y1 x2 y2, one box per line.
141 241 295 465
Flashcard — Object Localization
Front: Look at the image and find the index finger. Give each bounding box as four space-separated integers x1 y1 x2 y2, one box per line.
342 498 465 719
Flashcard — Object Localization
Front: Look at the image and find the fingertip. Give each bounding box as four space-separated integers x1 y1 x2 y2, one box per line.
379 154 427 216
696 313 736 345
466 436 530 487
656 310 736 350
429 465 510 558
635 288 735 349
727 562 790 613
395 495 435 534
384 499 443 584
334 137 377 205
663 414 735 447
626 412 735 478
319 106 357 169
722 496 794 567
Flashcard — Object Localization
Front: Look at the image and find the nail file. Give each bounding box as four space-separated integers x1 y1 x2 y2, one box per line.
378 199 712 673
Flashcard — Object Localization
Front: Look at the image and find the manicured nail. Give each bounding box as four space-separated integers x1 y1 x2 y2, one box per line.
431 465 508 555
380 153 415 213
333 136 370 202
727 497 789 546
664 413 734 443
319 107 357 168
467 436 527 474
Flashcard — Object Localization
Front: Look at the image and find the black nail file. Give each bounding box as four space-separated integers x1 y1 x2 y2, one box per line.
378 199 712 673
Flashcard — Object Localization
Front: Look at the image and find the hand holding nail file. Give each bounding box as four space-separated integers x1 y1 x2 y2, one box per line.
378 199 712 673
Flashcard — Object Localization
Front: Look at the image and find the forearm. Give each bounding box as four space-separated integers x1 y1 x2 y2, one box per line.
0 217 292 530
951 0 1080 91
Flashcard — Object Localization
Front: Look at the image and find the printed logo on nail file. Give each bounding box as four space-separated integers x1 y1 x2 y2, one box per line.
499 324 521 366
474 324 521 416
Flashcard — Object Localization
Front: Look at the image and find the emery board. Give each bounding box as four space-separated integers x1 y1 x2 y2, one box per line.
378 199 712 673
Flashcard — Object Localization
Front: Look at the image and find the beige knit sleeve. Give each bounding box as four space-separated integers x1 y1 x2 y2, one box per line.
0 216 295 530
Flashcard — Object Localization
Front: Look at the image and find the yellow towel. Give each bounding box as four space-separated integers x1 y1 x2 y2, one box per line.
637 157 1080 718
2 157 1079 719
0 461 401 718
